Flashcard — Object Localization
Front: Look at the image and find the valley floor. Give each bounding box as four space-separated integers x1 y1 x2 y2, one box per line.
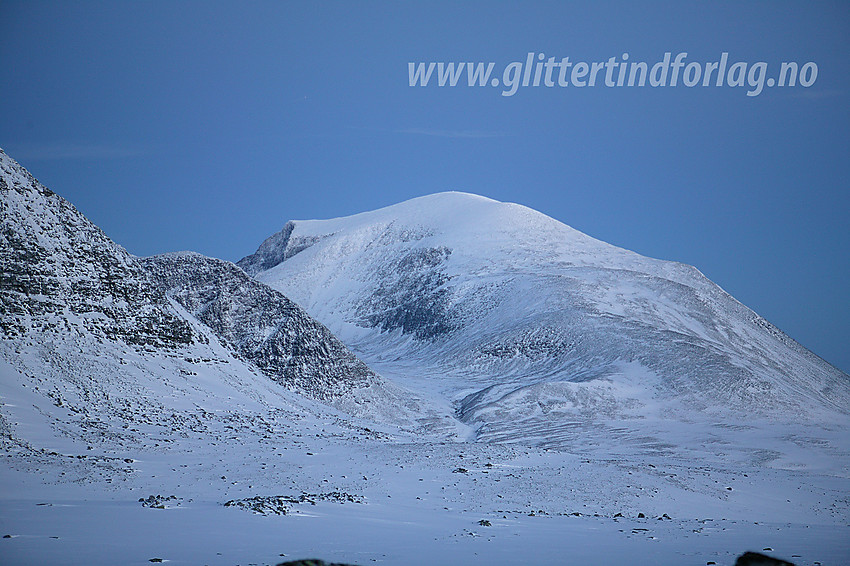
1 404 848 566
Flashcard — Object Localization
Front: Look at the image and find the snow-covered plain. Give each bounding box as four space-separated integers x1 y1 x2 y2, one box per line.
2 151 849 565
2 330 848 565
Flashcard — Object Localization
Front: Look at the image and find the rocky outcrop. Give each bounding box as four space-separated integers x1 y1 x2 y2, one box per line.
735 551 795 566
237 221 329 276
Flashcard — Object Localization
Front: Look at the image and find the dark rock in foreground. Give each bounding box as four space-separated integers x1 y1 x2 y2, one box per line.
735 551 795 566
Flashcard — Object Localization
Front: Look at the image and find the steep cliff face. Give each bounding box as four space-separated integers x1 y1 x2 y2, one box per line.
0 149 192 347
141 252 377 400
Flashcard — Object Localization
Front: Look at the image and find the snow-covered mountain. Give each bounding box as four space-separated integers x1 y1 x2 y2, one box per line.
242 192 850 447
139 251 445 425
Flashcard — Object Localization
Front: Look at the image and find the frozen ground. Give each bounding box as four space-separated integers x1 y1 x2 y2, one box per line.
1 333 848 565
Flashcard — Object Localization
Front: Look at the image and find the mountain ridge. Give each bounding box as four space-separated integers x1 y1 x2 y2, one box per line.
141 251 378 400
0 148 194 347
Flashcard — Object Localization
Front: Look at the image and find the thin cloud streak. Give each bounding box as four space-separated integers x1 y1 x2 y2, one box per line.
395 128 507 139
789 89 845 100
4 143 146 161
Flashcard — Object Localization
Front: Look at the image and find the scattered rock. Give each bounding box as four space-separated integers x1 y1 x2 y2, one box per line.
224 492 364 515
139 495 182 509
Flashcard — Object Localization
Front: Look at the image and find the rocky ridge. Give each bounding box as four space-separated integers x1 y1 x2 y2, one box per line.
141 252 378 400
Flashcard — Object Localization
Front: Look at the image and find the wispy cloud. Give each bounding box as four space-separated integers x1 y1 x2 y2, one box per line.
395 128 506 139
789 89 845 100
2 143 146 161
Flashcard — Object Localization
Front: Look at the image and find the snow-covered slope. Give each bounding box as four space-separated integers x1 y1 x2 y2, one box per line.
243 192 850 447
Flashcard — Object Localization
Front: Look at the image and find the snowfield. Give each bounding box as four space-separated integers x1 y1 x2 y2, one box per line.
2 150 849 565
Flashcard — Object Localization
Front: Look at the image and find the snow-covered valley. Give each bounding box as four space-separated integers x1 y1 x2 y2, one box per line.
1 149 849 565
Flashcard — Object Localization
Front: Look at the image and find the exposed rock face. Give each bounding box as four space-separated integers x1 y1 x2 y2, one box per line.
353 245 455 339
141 252 378 400
237 221 329 276
0 148 192 347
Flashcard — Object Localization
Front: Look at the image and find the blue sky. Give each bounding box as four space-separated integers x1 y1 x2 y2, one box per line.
1 1 848 373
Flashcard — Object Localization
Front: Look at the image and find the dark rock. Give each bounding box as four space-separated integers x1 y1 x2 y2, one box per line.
276 560 360 566
354 246 455 339
735 551 795 566
224 492 364 515
237 221 328 276
139 494 182 508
